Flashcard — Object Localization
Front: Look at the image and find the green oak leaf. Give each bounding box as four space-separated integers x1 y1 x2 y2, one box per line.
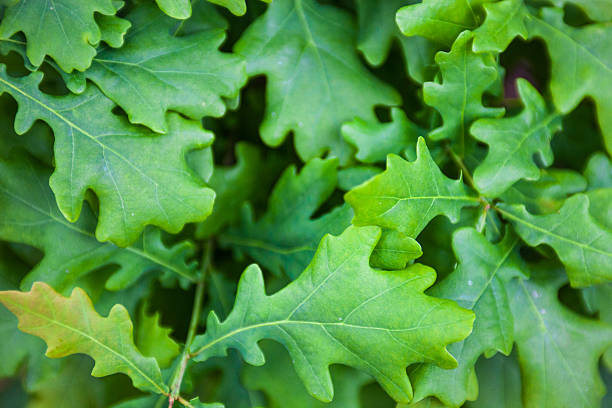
355 0 437 82
499 168 587 214
342 107 419 164
582 283 612 370
498 194 612 287
472 0 528 53
472 79 561 197
25 356 110 408
0 243 45 378
0 152 199 292
345 137 480 238
396 0 492 46
234 0 400 163
191 226 474 403
509 267 612 407
409 228 525 407
136 306 180 368
243 341 371 408
208 0 270 16
220 157 352 280
196 143 276 239
0 68 215 246
424 31 504 154
528 7 612 154
0 0 129 72
370 229 422 271
465 353 522 408
155 0 192 19
0 282 167 394
548 0 612 22
72 3 246 133
584 152 612 190
337 166 382 191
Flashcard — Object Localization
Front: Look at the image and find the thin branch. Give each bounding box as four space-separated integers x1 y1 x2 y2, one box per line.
168 240 213 407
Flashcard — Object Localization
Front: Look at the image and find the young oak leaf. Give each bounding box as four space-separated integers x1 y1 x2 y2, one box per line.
208 0 270 17
0 282 167 395
497 194 612 287
0 67 215 246
71 3 247 133
345 137 480 238
472 79 562 197
0 153 198 292
409 228 526 407
155 0 192 19
342 107 420 164
396 0 494 46
191 226 475 403
220 157 352 280
509 267 612 408
135 306 180 368
424 31 504 154
472 0 529 54
0 0 130 72
355 0 438 82
234 0 400 163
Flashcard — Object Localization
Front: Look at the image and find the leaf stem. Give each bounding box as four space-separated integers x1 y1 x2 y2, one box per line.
168 240 213 407
445 145 477 192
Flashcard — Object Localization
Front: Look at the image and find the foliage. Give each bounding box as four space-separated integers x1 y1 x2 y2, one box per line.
0 0 611 407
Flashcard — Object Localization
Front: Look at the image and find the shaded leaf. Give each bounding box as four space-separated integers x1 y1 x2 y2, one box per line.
355 0 437 82
243 341 371 408
234 0 400 162
499 169 587 214
509 267 612 407
136 306 180 368
220 158 352 279
528 7 612 154
192 226 474 403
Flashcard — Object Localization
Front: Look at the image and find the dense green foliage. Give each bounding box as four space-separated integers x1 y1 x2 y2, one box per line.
0 0 611 407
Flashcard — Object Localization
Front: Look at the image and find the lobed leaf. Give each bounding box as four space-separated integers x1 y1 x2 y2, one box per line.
0 0 129 72
234 0 400 163
345 137 480 238
410 228 526 407
0 152 199 292
424 31 504 154
472 79 561 197
72 3 246 133
192 226 474 403
221 157 352 279
0 282 167 394
0 67 215 246
498 194 612 287
509 268 612 407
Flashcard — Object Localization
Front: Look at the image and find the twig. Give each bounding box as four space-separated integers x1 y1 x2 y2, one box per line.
168 240 213 407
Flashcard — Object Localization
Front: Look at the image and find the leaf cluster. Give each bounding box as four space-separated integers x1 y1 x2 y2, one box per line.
0 0 611 407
